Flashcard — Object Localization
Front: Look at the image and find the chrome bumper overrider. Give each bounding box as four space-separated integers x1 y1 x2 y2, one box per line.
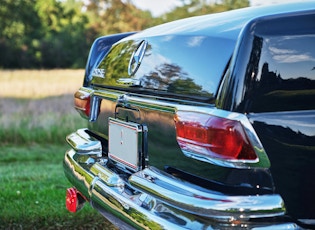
63 129 299 229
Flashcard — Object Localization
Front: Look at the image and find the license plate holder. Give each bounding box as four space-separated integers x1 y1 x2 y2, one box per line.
108 117 144 172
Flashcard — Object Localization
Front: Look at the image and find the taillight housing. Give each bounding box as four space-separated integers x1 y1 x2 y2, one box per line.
74 88 100 121
174 111 258 165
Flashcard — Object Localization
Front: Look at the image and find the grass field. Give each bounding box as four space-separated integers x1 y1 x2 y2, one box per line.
0 70 116 229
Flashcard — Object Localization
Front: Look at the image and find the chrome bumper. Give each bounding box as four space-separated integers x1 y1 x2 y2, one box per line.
63 129 300 229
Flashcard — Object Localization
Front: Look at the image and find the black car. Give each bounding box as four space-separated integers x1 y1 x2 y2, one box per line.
63 2 315 229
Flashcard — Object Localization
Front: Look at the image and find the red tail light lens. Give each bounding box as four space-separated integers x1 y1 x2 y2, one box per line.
74 90 91 118
66 187 78 213
174 111 257 161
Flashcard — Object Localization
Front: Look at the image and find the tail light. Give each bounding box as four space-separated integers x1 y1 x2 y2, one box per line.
74 88 100 121
66 187 85 213
174 111 257 162
74 90 91 118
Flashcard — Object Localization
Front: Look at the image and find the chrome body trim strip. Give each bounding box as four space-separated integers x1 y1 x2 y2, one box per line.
91 89 270 168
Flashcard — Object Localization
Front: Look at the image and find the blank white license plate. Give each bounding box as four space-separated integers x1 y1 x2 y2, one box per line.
108 117 143 171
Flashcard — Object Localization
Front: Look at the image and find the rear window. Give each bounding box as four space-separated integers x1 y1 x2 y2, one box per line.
249 34 315 112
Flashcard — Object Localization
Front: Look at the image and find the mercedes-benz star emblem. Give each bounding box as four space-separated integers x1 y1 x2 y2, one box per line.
128 40 147 76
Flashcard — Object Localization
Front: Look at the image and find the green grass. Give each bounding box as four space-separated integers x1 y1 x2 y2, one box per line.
0 69 84 99
0 96 87 145
0 70 116 229
0 144 116 229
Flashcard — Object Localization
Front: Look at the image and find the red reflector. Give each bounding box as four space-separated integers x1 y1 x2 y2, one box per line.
174 111 257 161
74 90 91 118
66 187 78 213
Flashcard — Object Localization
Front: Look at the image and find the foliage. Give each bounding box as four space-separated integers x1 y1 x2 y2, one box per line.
0 0 89 68
159 0 250 22
0 0 249 69
85 0 153 36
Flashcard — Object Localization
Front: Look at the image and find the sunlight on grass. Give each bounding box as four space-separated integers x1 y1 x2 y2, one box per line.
0 69 84 98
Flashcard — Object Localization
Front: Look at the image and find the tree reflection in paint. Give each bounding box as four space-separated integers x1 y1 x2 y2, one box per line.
141 63 212 98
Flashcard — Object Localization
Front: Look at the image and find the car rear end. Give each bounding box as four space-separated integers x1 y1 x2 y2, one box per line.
63 3 315 229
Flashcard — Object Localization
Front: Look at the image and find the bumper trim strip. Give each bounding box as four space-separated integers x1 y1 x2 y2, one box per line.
129 167 285 220
66 129 102 157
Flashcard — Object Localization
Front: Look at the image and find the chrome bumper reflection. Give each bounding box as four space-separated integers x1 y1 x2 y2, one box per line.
66 128 102 157
63 130 300 229
129 168 284 220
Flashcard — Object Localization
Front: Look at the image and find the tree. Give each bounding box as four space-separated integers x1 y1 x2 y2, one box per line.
0 0 250 69
83 0 153 38
36 0 90 68
0 0 40 68
158 0 249 23
0 0 90 68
